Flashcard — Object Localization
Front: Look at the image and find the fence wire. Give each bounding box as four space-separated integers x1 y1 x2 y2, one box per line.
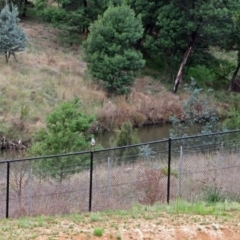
0 162 6 218
92 141 169 211
171 131 240 202
6 153 90 218
0 130 240 218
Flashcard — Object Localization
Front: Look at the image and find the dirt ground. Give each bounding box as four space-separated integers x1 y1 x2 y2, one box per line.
36 213 240 240
0 209 235 240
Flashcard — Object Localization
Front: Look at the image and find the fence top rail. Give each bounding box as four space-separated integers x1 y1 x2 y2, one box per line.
0 138 169 164
171 129 240 142
0 129 239 164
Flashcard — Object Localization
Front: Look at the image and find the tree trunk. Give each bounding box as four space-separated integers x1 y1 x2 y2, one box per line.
173 46 193 93
228 50 240 91
21 0 28 17
5 51 17 64
5 52 10 64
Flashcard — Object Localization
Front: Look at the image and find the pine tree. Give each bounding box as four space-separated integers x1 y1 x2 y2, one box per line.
83 4 145 95
0 2 28 63
30 98 95 182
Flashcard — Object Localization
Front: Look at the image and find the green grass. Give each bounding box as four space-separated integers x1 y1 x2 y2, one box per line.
90 212 101 222
0 201 239 239
129 199 239 217
93 227 104 237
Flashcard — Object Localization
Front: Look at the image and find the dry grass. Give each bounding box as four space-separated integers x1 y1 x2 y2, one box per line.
0 19 186 140
1 148 240 219
0 20 106 138
98 85 183 130
0 201 240 240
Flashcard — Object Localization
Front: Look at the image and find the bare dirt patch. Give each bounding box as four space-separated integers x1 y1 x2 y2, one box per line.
1 207 240 240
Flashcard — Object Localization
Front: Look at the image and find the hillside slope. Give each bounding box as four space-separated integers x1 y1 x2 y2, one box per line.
0 19 185 142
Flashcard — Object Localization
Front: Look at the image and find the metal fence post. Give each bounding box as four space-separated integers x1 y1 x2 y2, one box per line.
167 138 172 204
107 157 111 198
89 151 93 212
6 161 10 218
29 168 33 216
178 146 183 197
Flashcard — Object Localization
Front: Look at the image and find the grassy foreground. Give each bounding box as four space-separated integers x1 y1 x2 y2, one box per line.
1 200 240 240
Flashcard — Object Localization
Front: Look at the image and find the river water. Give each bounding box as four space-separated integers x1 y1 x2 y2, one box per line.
96 124 186 148
96 123 203 148
96 124 171 148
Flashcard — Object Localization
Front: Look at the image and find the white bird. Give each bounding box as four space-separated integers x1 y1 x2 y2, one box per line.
91 137 96 147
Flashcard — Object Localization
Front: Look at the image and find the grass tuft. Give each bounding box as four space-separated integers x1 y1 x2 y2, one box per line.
93 227 104 237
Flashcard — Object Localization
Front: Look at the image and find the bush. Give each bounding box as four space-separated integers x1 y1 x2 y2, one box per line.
203 186 224 203
135 168 166 205
116 121 139 147
116 121 139 163
30 98 95 182
224 107 240 130
135 167 177 205
187 65 217 88
41 7 67 23
170 79 223 138
223 94 240 130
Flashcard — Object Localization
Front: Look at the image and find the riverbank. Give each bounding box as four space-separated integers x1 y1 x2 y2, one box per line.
0 19 232 145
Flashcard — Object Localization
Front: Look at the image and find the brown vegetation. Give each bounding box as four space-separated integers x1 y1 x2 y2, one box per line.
2 148 239 219
0 19 186 143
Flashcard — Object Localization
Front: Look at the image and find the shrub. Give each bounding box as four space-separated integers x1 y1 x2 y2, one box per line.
116 121 139 147
30 98 95 182
116 121 139 163
203 186 224 203
135 168 166 205
170 79 224 140
187 65 217 88
93 228 104 237
41 7 67 23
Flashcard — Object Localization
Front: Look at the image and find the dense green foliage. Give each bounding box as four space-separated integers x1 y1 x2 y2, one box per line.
224 109 240 130
30 98 94 155
30 98 95 182
223 94 240 129
0 2 28 63
186 65 217 88
33 0 240 94
83 4 145 94
116 121 139 147
144 0 240 85
116 121 139 162
35 0 113 33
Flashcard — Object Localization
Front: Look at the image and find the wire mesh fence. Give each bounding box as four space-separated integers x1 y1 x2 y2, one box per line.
91 141 169 211
0 162 7 219
3 152 91 218
0 129 240 219
170 131 240 202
